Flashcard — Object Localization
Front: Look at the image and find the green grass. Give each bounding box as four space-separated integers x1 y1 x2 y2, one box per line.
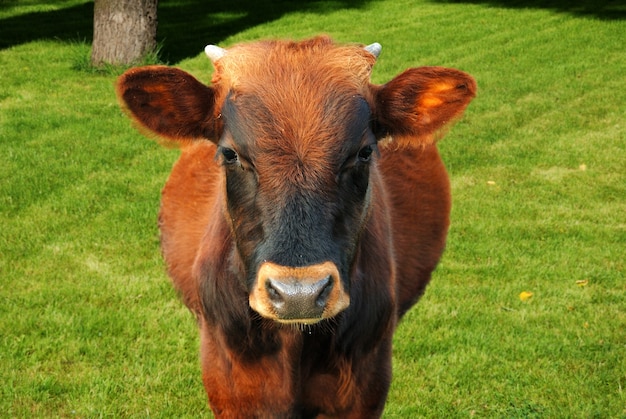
1 0 625 417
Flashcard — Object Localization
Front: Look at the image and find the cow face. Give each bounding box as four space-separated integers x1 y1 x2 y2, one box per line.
117 36 476 325
217 88 375 324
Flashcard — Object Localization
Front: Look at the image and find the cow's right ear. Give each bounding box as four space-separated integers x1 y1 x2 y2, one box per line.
373 66 476 147
116 66 221 143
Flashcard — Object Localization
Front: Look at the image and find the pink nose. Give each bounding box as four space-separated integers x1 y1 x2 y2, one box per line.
250 261 350 324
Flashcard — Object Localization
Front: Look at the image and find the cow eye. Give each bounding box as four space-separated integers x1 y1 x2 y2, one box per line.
357 145 374 163
220 147 238 164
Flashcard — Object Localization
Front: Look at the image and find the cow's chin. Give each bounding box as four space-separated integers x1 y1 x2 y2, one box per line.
249 299 350 328
253 309 347 332
274 317 325 326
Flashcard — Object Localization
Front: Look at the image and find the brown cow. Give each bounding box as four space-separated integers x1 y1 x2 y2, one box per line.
117 36 475 417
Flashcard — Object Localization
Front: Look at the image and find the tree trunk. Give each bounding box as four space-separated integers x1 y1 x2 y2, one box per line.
91 0 158 66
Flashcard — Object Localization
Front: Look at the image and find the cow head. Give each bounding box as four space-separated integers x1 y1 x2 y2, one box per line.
117 36 476 325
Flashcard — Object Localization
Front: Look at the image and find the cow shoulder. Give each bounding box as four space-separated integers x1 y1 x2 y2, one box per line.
159 142 220 314
379 144 450 316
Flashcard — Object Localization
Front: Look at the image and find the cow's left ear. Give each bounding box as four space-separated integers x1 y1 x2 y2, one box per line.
373 66 476 146
116 66 221 144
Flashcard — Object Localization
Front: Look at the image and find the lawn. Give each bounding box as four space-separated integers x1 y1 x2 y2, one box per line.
1 0 624 417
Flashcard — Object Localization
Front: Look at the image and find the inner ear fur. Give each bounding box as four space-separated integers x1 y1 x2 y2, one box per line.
116 66 221 143
374 66 477 146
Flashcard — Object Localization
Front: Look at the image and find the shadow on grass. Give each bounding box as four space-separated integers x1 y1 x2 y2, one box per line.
156 0 375 62
0 0 374 63
0 0 623 62
426 0 626 20
0 2 94 49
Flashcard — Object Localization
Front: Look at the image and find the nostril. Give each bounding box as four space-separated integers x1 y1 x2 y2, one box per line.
266 280 284 304
315 276 333 308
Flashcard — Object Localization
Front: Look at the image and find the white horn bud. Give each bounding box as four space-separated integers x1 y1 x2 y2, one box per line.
204 45 227 63
364 42 382 59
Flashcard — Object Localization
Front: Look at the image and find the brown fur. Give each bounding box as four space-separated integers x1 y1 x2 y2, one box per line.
116 36 476 417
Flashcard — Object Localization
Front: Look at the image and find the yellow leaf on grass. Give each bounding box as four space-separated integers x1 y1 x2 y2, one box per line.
519 291 534 301
576 279 589 287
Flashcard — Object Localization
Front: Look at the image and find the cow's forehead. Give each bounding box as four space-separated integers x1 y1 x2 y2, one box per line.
215 38 376 169
211 37 376 96
222 90 371 157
